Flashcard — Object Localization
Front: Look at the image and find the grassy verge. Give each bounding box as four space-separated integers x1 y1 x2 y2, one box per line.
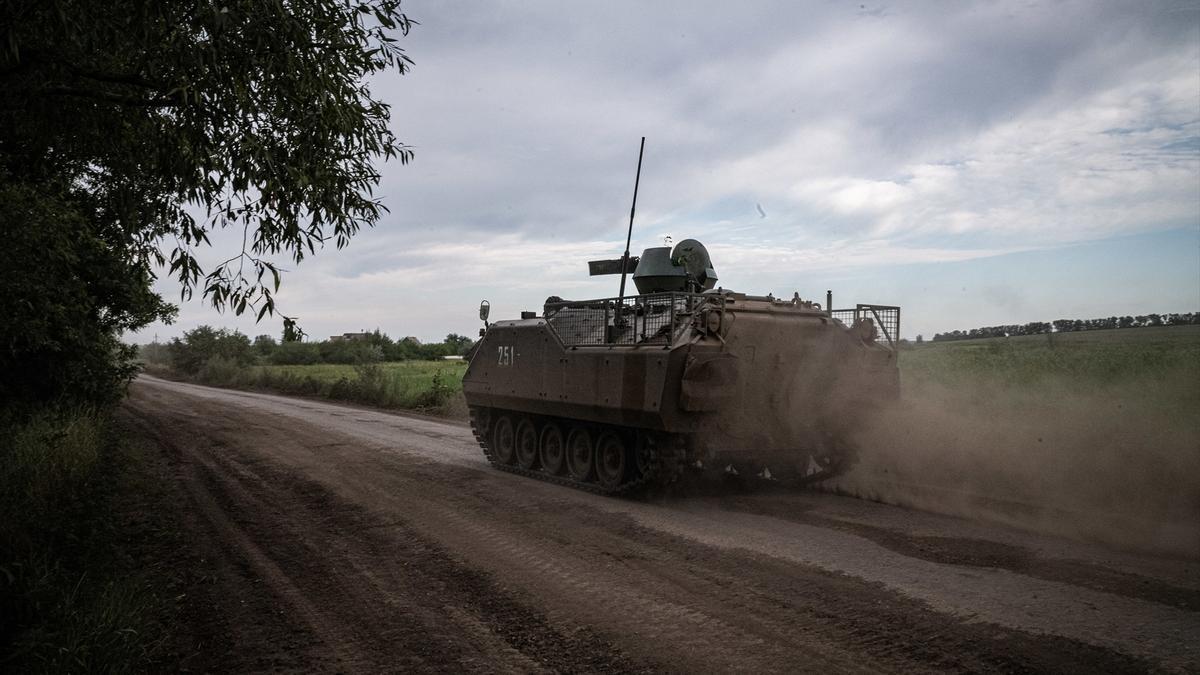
172 359 470 418
0 408 177 672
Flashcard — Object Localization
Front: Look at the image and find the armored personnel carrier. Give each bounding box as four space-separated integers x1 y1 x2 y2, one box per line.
462 238 900 494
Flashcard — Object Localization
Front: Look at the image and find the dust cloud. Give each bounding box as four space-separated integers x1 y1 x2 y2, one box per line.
830 371 1200 558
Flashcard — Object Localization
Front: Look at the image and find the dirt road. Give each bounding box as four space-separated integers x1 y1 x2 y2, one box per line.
123 376 1200 673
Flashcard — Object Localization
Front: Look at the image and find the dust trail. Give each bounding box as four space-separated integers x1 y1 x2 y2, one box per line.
830 370 1200 558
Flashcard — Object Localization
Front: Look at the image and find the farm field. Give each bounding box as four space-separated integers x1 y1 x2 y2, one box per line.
902 324 1200 398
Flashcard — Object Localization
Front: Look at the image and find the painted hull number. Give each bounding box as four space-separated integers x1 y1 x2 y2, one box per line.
497 345 514 367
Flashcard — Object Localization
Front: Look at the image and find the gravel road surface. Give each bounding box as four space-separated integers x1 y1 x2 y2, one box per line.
123 376 1200 673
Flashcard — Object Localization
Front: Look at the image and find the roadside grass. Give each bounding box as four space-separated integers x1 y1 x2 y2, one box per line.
254 361 467 395
0 409 171 672
188 359 470 417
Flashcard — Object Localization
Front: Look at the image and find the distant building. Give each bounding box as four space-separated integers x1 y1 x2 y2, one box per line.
329 332 371 343
401 336 422 346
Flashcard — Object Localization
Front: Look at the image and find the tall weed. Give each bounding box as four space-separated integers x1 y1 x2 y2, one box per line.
196 356 243 387
0 409 163 670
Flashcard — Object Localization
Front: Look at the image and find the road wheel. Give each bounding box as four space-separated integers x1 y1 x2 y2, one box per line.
492 415 516 465
565 426 594 482
634 431 653 478
515 418 539 470
540 423 566 475
595 431 627 490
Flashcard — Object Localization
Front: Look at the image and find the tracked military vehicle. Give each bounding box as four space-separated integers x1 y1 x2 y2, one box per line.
462 238 900 494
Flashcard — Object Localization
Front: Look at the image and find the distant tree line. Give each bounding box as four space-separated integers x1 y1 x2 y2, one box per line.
932 313 1199 342
146 326 475 376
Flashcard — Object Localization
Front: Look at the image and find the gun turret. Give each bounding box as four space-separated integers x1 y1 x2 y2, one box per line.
590 238 717 294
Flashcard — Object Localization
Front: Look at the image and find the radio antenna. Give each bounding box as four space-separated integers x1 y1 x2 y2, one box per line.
616 136 645 308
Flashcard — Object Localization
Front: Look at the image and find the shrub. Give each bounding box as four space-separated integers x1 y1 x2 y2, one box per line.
318 340 384 365
270 341 322 365
168 326 253 375
197 356 244 387
0 408 104 537
252 335 278 360
414 369 454 408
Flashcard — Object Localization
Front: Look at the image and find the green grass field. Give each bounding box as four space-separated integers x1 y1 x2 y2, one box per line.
903 325 1200 393
252 360 469 393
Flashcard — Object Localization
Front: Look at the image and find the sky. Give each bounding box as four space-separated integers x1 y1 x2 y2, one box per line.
131 0 1200 344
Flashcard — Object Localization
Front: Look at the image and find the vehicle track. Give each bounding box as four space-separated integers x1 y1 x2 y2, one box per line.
124 376 1200 673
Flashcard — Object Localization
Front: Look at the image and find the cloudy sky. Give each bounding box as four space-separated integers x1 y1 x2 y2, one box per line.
133 0 1200 343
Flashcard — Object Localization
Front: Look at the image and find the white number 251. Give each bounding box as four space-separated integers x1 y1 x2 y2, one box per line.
497 345 514 367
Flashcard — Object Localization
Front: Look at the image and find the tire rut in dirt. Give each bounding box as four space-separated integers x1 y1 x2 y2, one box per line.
125 383 1164 673
717 494 1200 612
122 407 326 672
300 442 1155 674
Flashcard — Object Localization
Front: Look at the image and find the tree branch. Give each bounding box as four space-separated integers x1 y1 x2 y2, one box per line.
33 85 183 107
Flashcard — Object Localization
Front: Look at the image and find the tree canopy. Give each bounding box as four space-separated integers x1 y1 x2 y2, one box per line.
0 0 413 411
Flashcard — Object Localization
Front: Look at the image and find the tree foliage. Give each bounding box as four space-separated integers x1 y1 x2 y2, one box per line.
0 0 413 411
0 179 173 411
168 326 253 375
252 334 278 359
444 333 473 355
